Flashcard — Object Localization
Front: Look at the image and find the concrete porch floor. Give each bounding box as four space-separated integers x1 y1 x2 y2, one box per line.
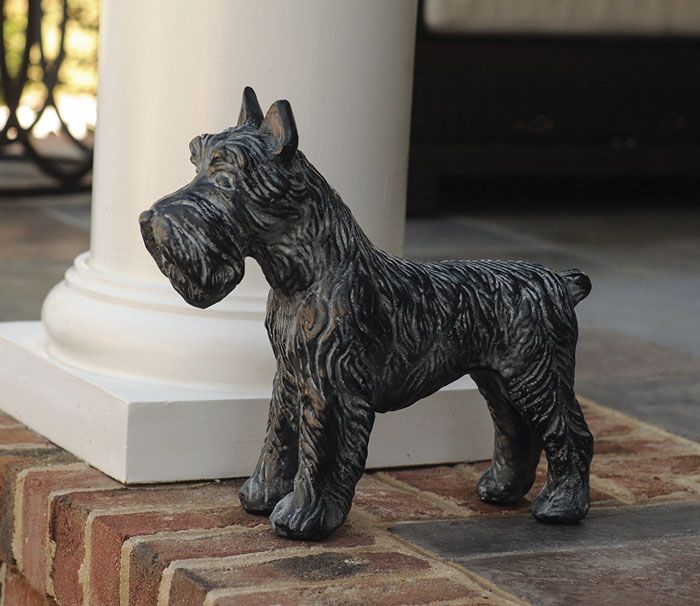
0 190 698 604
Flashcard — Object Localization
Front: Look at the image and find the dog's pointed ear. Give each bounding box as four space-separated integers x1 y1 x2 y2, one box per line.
260 100 298 162
237 86 264 127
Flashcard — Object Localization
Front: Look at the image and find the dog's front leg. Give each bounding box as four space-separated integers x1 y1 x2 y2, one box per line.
269 380 375 540
239 366 299 515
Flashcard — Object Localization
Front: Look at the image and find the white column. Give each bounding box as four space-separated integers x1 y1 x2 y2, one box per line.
42 0 418 389
0 0 492 482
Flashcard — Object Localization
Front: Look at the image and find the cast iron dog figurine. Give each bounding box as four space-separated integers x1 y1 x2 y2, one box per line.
140 87 594 541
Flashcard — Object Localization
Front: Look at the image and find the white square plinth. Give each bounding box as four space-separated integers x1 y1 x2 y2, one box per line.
0 322 493 483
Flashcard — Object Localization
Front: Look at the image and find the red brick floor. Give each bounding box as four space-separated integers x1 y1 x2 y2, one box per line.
0 398 698 605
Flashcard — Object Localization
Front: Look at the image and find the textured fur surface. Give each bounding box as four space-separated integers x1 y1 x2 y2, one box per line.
140 87 594 540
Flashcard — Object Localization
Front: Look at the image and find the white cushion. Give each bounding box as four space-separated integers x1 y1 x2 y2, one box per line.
424 0 700 36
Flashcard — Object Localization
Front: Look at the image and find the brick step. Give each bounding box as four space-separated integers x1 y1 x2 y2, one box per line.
0 399 697 605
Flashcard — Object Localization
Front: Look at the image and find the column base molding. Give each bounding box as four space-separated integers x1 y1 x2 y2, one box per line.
0 322 493 483
42 252 274 390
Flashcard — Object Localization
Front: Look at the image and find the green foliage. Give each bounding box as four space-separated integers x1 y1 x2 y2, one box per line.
1 0 99 105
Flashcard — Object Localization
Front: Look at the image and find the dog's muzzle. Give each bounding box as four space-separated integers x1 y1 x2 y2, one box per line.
138 205 245 309
139 209 160 257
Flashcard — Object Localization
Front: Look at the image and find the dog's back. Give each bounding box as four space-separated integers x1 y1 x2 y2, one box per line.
365 253 590 411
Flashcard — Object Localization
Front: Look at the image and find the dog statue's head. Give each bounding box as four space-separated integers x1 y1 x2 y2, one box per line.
139 87 303 308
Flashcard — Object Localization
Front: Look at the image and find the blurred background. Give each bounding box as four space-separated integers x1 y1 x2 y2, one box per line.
1 0 699 436
1 0 96 192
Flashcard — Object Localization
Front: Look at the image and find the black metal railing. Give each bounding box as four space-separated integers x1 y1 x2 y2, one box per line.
0 0 95 195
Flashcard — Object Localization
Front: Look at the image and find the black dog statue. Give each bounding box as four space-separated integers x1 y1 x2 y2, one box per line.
140 87 594 540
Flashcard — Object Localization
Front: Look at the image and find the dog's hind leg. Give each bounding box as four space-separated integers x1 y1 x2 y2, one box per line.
239 366 299 515
501 360 594 524
471 370 541 504
270 384 375 541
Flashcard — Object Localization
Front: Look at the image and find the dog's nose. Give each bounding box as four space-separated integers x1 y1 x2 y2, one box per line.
139 209 154 224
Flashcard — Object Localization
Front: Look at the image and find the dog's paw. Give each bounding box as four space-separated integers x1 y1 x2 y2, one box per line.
239 473 292 516
476 465 532 504
531 477 589 524
269 489 347 541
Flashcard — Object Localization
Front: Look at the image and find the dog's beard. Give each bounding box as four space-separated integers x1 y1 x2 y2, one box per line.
140 214 245 309
159 253 244 309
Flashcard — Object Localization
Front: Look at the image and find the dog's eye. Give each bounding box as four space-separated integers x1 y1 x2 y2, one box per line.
214 173 235 190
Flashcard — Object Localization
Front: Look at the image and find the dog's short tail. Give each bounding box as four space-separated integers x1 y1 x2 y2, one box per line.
560 269 592 306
